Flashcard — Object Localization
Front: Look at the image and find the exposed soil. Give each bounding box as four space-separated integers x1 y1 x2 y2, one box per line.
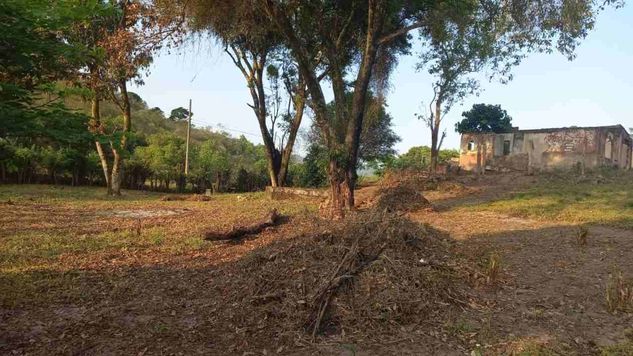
98 208 191 218
403 173 633 354
2 175 632 355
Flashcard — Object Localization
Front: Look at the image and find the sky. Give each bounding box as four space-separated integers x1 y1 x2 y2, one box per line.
131 5 633 155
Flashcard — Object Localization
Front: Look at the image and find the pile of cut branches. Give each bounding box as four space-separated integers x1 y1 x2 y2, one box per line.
209 208 465 353
373 185 433 212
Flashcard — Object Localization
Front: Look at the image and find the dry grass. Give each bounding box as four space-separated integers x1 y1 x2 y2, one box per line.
600 329 633 355
362 171 436 212
575 226 589 246
606 269 633 314
484 252 501 284
5 174 633 355
160 194 212 201
0 185 469 354
0 185 316 304
461 172 633 230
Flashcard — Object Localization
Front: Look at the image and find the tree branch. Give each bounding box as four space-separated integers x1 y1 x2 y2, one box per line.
336 3 356 49
378 21 424 46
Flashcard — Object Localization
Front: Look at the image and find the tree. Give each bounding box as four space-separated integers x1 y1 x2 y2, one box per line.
134 133 185 190
456 104 512 134
182 0 306 188
0 0 96 187
307 92 401 167
456 103 512 174
416 2 498 172
257 0 618 218
0 0 92 142
299 143 329 188
358 97 401 163
383 146 459 172
195 139 231 193
169 107 191 121
258 0 418 218
70 0 182 195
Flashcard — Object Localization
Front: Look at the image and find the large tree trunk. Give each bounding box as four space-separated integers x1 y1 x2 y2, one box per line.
343 1 384 210
109 80 132 196
92 97 113 195
95 141 112 194
278 85 306 186
264 148 281 188
110 147 122 196
250 53 282 188
325 159 346 220
430 100 442 173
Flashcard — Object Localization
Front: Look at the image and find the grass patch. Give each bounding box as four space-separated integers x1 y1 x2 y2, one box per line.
0 184 162 203
458 174 633 229
601 342 633 356
601 328 633 355
0 185 318 307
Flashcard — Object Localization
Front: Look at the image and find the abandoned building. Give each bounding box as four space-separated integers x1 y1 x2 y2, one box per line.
459 125 633 172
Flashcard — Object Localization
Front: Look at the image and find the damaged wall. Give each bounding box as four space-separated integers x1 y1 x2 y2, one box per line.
459 125 632 172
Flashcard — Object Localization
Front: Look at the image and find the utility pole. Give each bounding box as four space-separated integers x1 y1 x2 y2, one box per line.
185 99 192 175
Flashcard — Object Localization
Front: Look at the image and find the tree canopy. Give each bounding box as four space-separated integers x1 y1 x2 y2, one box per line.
169 107 192 121
455 104 513 134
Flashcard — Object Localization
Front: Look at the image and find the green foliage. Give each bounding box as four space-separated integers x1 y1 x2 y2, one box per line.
134 133 185 183
0 82 273 191
126 116 270 192
455 104 513 134
168 107 191 121
308 92 401 163
359 98 401 162
299 144 329 188
0 0 87 85
372 146 459 175
0 0 95 137
418 2 496 114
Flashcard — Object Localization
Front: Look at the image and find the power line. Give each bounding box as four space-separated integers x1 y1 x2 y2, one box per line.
189 120 260 137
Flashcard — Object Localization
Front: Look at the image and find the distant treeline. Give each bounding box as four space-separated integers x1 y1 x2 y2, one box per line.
0 89 458 192
0 92 299 192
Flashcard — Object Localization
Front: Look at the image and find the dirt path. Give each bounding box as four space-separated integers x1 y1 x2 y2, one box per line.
406 177 633 354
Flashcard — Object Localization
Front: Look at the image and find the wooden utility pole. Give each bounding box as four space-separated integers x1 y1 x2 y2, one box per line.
185 99 192 176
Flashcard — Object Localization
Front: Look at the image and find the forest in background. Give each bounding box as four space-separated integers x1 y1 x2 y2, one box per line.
1 89 458 193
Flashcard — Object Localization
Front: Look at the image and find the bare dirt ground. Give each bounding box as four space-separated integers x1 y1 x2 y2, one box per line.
402 173 633 354
1 177 632 355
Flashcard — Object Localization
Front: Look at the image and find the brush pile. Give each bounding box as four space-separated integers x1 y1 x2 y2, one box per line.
380 170 436 190
211 209 463 352
373 185 432 212
365 171 434 212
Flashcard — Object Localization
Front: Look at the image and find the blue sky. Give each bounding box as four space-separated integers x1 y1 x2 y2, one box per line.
132 5 633 154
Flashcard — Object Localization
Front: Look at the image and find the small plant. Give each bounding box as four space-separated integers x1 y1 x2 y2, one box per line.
600 328 633 354
485 252 501 284
575 226 589 246
606 269 633 314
